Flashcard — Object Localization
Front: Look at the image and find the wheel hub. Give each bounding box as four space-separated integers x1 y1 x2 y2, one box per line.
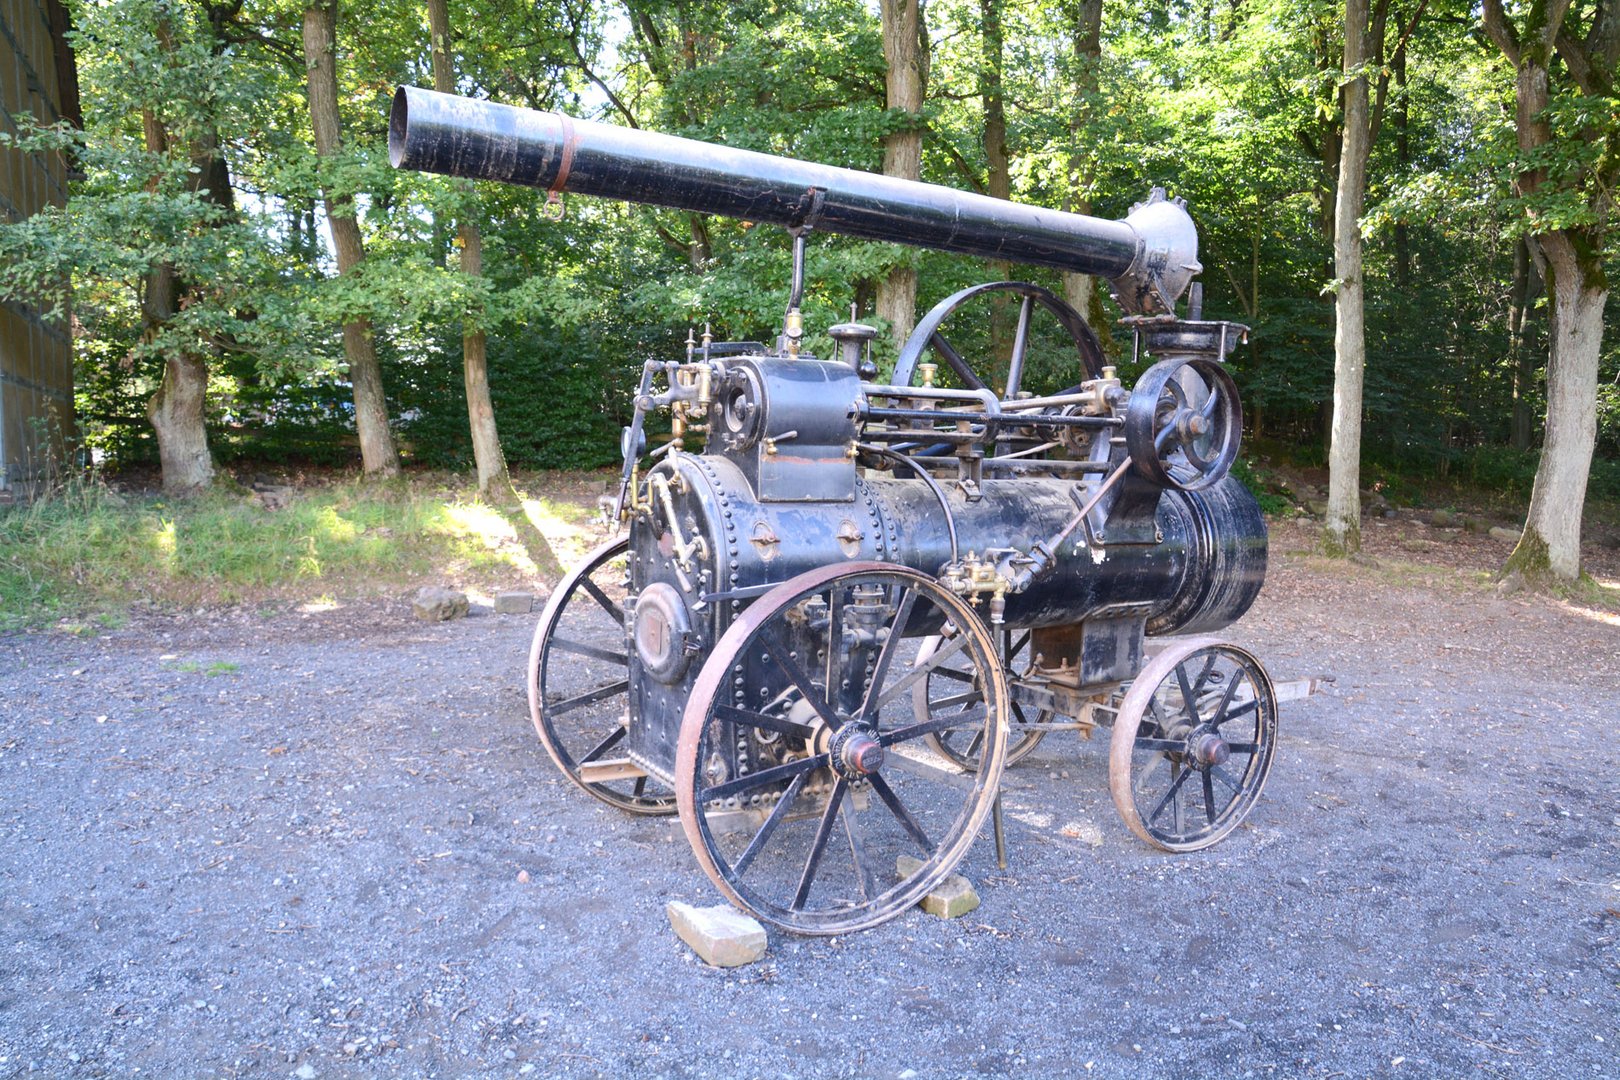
1190 730 1229 767
830 724 884 777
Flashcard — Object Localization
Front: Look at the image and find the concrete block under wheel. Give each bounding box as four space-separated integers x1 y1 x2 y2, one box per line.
896 856 980 919
666 901 767 967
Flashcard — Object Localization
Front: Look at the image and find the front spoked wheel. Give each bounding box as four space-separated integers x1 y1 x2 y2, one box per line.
1108 638 1277 851
675 563 1008 935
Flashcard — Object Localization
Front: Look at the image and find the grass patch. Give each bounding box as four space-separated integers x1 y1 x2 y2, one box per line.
0 475 600 631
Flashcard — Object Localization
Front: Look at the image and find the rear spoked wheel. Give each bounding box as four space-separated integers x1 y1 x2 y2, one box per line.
921 625 1047 768
527 537 676 815
676 563 1008 934
1108 638 1277 851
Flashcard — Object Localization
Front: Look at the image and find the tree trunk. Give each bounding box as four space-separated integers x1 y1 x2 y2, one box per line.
303 0 401 479
1505 235 1601 581
1324 0 1372 556
1480 0 1609 583
428 0 512 499
148 354 214 492
139 102 214 494
877 0 926 354
980 0 1013 366
1061 0 1104 323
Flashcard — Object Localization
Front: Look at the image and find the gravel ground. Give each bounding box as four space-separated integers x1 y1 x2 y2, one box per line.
2 521 1617 1079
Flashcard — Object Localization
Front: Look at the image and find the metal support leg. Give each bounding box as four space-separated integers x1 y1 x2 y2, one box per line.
992 791 1008 870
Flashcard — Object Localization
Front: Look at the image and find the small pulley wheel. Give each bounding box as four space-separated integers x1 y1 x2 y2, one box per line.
1124 357 1241 491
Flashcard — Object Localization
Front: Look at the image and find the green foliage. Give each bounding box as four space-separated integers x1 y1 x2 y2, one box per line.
1230 457 1294 516
0 0 1611 509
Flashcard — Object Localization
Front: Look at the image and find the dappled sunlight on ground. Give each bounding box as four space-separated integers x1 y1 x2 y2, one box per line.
518 495 609 567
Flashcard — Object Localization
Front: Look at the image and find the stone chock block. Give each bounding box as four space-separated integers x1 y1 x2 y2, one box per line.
494 590 535 615
412 586 469 622
666 901 768 967
897 855 981 919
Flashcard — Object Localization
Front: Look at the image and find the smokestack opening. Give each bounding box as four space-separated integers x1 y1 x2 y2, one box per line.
388 87 410 169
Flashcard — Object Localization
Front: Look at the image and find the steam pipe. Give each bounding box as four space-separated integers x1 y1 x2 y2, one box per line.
389 86 1201 315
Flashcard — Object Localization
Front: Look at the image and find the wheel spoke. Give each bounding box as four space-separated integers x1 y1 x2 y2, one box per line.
1133 736 1184 752
1224 741 1260 754
732 770 810 877
881 749 977 791
929 688 983 712
928 666 976 685
550 637 629 665
703 753 829 803
1214 699 1259 727
578 578 624 626
580 726 626 764
549 679 629 717
1209 762 1244 794
841 798 878 902
861 587 918 718
964 728 985 759
632 776 647 797
880 707 987 747
873 633 969 714
1006 294 1035 397
713 703 816 741
1171 764 1186 835
931 332 987 391
792 779 848 911
1010 700 1029 728
1209 667 1245 726
867 772 935 854
1174 662 1202 725
1187 654 1217 699
763 628 841 730
1008 629 1031 658
1202 769 1218 825
1148 765 1193 827
1133 748 1168 792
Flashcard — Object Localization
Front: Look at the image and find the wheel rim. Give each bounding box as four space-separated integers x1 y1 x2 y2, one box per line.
921 626 1047 769
528 536 677 815
676 563 1008 934
1108 639 1276 851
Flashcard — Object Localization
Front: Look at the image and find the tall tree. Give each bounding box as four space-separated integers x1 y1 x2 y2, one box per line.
877 0 928 353
140 16 219 493
1324 0 1423 555
1482 0 1617 582
1322 0 1374 555
426 0 512 499
303 0 401 478
1061 0 1103 322
980 0 1014 364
